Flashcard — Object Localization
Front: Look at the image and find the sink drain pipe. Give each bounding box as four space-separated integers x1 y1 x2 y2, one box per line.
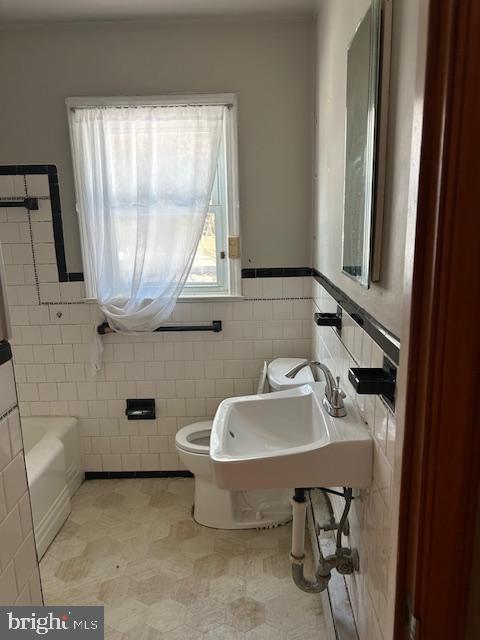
290 488 331 593
290 487 358 594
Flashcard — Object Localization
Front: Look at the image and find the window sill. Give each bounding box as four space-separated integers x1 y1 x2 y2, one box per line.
81 294 244 305
179 294 244 303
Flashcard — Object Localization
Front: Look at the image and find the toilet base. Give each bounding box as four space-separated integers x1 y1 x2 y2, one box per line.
193 477 292 529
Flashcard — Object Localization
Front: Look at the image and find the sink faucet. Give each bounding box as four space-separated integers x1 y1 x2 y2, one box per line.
285 360 347 418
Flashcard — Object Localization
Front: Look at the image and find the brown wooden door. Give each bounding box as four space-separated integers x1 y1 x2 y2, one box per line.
394 0 480 638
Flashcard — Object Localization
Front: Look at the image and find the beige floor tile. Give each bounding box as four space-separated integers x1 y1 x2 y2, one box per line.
104 624 123 640
53 519 81 541
47 578 103 606
55 555 93 583
131 572 177 606
146 598 185 632
48 536 88 562
106 599 150 633
109 521 149 542
209 575 246 604
94 492 126 509
68 506 103 525
116 535 150 564
182 535 215 560
41 478 327 638
123 558 174 582
120 625 159 640
213 537 248 558
161 625 203 640
184 596 226 632
265 591 323 632
119 493 151 510
205 625 245 640
246 623 287 640
228 551 268 578
262 552 293 578
245 574 286 602
225 596 265 632
98 576 132 606
193 553 228 579
168 518 199 541
173 575 210 604
82 536 121 559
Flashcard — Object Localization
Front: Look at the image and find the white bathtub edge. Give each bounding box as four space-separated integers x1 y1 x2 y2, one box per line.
35 485 71 560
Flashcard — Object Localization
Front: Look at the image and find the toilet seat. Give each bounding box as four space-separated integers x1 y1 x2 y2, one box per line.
175 421 212 455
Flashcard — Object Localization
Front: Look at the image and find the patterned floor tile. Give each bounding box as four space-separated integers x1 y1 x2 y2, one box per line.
204 625 245 640
41 478 327 638
225 596 265 632
184 596 226 633
146 598 186 632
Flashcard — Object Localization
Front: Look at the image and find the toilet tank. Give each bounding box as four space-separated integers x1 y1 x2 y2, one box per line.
266 358 314 391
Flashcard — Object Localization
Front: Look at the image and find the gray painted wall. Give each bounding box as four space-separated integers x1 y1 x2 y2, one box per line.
314 0 418 336
0 18 314 272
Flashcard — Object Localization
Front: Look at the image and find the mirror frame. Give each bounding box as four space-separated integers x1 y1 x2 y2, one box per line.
341 0 382 288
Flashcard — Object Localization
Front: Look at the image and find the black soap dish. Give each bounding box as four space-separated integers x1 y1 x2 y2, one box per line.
314 312 342 329
126 399 155 420
348 367 396 397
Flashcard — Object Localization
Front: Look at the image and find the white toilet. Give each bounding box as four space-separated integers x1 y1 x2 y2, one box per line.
175 358 314 529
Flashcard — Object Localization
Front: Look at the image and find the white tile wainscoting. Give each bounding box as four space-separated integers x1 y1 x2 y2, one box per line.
12 290 311 474
312 278 398 640
0 358 42 605
0 172 312 473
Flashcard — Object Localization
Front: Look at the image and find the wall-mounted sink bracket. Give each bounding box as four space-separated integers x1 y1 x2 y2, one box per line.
290 487 359 594
348 355 396 410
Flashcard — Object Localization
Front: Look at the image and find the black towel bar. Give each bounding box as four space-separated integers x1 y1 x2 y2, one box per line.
97 320 222 335
1 197 39 210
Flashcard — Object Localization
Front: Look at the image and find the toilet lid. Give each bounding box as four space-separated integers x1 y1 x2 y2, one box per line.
175 421 213 455
267 358 314 390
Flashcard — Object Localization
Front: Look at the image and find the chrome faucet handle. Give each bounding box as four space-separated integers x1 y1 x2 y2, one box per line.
330 376 347 412
335 376 346 399
309 362 347 417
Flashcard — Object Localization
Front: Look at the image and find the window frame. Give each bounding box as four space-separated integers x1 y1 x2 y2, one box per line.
66 93 241 301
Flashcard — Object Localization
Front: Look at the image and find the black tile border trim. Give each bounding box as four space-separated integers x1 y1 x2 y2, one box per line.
241 267 312 278
84 470 194 480
313 269 400 365
0 165 83 283
0 340 13 366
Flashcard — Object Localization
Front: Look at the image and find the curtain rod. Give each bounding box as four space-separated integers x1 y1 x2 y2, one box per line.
70 103 233 111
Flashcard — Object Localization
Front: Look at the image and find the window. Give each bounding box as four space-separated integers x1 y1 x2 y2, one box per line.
67 94 240 301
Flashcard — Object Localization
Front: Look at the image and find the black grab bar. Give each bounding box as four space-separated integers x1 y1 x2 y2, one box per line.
97 320 222 335
1 197 39 210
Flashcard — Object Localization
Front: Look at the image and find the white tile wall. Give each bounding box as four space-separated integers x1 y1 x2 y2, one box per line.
10 292 311 473
1 172 403 625
312 279 398 640
0 358 42 605
1 175 312 473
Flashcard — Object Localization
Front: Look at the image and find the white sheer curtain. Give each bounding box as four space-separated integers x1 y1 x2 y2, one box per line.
70 104 225 335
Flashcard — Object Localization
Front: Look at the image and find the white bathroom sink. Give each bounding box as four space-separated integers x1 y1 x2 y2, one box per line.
210 382 372 490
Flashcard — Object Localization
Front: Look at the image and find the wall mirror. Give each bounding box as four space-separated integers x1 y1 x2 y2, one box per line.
342 0 387 288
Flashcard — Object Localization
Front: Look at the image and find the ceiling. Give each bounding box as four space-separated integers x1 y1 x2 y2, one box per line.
0 0 317 24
